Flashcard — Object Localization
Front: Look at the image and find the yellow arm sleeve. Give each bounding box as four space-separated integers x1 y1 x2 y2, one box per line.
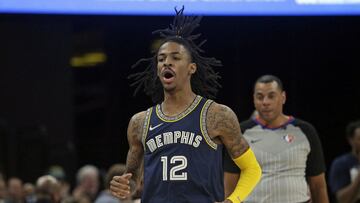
226 148 262 203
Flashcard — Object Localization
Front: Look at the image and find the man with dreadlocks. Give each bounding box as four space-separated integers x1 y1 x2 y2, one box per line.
110 7 261 203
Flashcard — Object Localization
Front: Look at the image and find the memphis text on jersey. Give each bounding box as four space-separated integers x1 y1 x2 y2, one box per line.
146 130 202 153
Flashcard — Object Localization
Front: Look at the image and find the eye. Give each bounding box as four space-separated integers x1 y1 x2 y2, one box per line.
256 95 263 100
172 55 180 60
268 93 276 99
158 57 164 62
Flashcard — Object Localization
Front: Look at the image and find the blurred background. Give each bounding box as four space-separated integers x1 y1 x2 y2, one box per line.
0 1 360 202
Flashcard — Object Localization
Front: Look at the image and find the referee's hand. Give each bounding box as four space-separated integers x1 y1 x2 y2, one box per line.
110 173 132 199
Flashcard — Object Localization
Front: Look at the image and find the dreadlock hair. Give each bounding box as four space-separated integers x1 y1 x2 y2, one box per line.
128 6 222 104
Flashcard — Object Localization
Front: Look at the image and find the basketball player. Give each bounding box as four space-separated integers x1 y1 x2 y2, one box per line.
109 7 261 203
224 75 329 203
329 120 360 203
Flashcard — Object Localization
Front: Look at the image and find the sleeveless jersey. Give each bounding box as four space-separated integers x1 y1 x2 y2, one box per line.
141 95 224 203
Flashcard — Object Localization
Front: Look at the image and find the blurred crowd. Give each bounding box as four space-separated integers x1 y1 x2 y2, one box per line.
0 164 140 203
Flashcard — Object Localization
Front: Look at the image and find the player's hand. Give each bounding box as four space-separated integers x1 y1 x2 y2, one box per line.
110 173 132 199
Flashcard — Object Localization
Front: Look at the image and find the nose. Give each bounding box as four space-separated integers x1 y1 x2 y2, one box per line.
262 97 271 106
164 58 172 67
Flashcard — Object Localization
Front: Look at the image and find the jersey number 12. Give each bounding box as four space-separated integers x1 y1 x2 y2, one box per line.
161 155 188 181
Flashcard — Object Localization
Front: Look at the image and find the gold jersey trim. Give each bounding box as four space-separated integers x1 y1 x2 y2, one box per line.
142 107 153 149
200 99 217 150
156 95 202 122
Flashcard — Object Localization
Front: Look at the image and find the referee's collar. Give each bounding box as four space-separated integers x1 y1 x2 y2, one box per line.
253 116 295 130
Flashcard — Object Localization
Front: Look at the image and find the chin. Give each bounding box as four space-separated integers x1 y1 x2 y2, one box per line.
163 85 176 92
263 114 274 120
260 114 273 122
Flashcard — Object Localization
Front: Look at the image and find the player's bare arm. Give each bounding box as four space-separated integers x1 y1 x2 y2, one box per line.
206 102 249 158
207 102 261 203
125 111 146 180
110 111 145 199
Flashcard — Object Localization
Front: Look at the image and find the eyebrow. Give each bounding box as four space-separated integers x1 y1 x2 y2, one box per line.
158 51 181 56
255 91 277 95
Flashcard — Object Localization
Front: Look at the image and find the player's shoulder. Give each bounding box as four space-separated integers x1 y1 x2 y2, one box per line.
207 101 236 116
131 111 147 121
127 110 150 139
206 102 239 130
205 101 240 138
129 109 151 127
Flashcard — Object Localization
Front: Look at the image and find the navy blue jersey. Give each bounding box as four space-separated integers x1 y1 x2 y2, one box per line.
141 95 224 203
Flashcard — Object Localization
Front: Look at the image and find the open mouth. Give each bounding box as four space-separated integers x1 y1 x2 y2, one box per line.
164 72 174 79
162 69 175 80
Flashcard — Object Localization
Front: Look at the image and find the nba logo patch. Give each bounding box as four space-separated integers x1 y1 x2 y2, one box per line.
283 134 295 143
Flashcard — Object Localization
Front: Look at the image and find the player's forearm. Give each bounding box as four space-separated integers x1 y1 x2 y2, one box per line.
124 168 141 195
125 163 141 184
226 148 262 203
224 172 240 197
125 169 141 191
125 148 143 188
126 110 146 185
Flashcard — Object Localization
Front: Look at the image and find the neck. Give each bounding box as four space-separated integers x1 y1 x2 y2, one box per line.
161 90 197 117
258 114 289 128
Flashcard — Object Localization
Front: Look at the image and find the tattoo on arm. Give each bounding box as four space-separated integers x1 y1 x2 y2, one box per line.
126 112 145 183
207 103 249 158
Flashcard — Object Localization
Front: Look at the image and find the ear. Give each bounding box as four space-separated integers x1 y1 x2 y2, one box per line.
282 91 286 104
189 63 197 75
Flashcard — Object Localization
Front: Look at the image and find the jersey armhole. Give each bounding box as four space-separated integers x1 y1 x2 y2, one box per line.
142 107 153 150
200 99 218 150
